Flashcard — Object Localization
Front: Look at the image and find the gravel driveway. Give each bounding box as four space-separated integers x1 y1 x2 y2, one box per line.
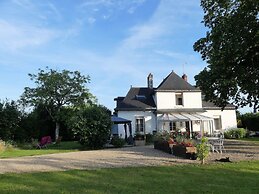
0 140 258 174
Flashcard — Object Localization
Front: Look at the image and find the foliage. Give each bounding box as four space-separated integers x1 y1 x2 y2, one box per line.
0 140 5 154
194 0 259 112
71 105 112 149
134 132 145 140
153 130 170 142
20 67 96 140
0 140 15 155
110 136 125 148
240 113 259 131
224 128 247 139
196 137 210 164
145 133 154 144
0 100 21 141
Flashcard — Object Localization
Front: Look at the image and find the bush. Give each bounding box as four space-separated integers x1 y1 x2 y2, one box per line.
111 136 125 148
196 137 210 165
224 128 247 139
153 130 170 142
71 105 112 149
240 113 259 131
145 133 154 144
0 140 5 154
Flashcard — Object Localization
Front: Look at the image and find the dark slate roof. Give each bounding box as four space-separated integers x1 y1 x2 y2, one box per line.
202 101 236 110
115 87 156 111
156 71 200 91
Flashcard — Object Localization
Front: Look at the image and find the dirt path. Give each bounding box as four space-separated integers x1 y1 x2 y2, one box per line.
0 146 195 174
0 140 258 174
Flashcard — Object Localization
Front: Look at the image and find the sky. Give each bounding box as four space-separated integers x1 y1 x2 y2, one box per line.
0 0 250 113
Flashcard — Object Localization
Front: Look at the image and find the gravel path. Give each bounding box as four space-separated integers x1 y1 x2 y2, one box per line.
0 140 258 174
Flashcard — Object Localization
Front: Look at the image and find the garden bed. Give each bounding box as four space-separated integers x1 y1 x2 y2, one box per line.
172 144 197 160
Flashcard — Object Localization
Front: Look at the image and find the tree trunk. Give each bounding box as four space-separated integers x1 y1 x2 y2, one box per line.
55 122 60 142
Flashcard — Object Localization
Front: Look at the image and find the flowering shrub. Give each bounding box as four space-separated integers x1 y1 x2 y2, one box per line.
154 130 196 147
153 130 170 142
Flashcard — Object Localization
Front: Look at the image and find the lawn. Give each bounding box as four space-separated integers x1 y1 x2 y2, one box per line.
0 160 258 194
240 137 259 143
0 141 83 158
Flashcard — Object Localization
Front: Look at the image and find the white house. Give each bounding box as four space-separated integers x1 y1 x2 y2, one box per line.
114 71 237 138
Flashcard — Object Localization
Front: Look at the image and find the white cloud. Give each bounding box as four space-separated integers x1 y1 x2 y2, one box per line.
87 17 96 24
121 23 164 50
0 20 59 50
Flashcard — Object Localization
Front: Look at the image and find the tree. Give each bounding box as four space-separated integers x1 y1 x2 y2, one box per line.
194 0 259 112
20 67 95 141
196 137 210 165
71 105 112 149
0 100 21 141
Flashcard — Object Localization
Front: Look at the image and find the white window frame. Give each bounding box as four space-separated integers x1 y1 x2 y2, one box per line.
214 116 222 130
175 93 183 106
135 117 145 133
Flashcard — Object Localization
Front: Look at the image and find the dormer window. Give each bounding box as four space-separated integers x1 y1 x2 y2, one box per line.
176 93 183 105
135 95 146 100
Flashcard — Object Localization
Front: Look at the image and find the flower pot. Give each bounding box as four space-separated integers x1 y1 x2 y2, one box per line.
134 140 146 146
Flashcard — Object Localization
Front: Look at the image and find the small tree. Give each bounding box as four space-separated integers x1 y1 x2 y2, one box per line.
71 105 112 149
196 137 210 165
20 67 95 141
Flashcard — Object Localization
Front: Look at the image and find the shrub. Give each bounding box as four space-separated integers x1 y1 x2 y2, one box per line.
196 137 210 165
0 140 5 154
224 128 247 139
111 136 125 148
145 133 154 144
153 130 170 142
71 105 112 149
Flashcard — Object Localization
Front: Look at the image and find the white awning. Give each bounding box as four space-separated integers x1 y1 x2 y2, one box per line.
158 113 213 121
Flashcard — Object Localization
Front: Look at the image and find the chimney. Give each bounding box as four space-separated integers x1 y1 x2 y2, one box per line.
147 73 153 88
182 74 187 82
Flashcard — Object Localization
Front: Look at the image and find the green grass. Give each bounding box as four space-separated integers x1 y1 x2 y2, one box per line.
238 137 259 143
0 160 258 193
0 141 83 158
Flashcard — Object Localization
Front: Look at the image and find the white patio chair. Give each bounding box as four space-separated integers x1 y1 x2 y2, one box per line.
213 138 225 153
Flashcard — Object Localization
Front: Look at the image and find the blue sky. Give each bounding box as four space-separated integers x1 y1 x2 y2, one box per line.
0 0 247 112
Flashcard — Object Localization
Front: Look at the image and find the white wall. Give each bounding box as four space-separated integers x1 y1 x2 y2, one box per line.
155 91 202 110
183 92 202 108
155 92 175 110
202 109 237 130
117 111 156 138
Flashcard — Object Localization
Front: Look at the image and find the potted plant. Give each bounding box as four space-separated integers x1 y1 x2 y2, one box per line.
134 132 146 146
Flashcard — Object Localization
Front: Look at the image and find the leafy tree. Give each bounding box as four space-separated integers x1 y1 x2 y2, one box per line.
194 0 259 112
71 105 112 149
0 100 21 141
20 67 95 141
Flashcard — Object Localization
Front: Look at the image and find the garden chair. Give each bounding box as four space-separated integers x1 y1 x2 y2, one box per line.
212 138 225 153
37 136 52 149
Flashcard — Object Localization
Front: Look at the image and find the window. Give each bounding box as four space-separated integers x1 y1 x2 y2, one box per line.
214 117 222 130
175 93 183 105
135 117 145 133
170 122 176 131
